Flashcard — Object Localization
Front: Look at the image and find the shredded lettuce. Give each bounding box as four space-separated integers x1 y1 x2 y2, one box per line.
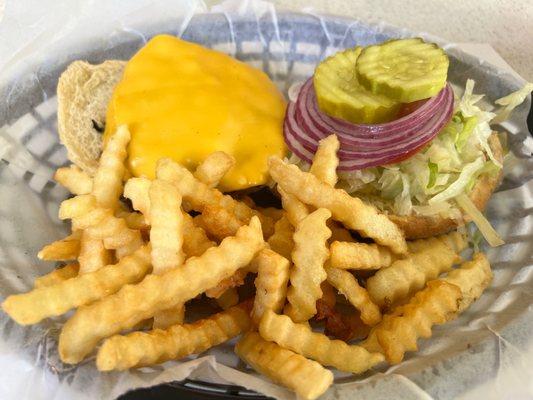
429 157 484 204
456 194 504 246
492 82 533 124
427 162 438 189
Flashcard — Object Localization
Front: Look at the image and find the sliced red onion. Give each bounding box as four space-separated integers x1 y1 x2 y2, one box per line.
283 79 454 170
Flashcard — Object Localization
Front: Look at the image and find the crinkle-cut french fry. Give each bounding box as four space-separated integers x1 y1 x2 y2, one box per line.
149 179 185 272
235 332 333 400
58 217 264 364
279 187 309 227
152 304 185 330
216 288 239 310
328 221 353 243
309 134 340 187
116 210 149 231
268 157 408 255
97 301 251 371
330 241 395 270
92 125 130 210
59 194 97 220
124 177 152 221
255 207 283 222
156 158 274 238
205 268 249 298
366 237 460 309
2 246 151 325
54 165 93 195
407 231 467 254
194 205 244 240
182 213 216 257
326 267 381 326
78 232 113 274
37 231 81 261
259 310 383 374
193 151 236 188
251 249 290 325
34 263 79 288
362 280 461 364
442 253 492 313
285 208 331 323
267 215 294 259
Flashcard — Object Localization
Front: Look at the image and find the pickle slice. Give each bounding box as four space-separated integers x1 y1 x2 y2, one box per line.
313 47 401 124
356 38 449 103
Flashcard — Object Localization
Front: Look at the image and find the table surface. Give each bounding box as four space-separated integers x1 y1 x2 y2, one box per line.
265 0 533 82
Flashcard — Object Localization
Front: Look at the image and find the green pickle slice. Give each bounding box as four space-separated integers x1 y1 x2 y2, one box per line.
356 38 449 103
313 47 401 124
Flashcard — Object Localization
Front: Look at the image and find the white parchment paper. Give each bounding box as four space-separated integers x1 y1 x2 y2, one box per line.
0 1 532 399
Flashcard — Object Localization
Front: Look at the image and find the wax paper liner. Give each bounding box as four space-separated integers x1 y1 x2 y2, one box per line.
0 1 532 399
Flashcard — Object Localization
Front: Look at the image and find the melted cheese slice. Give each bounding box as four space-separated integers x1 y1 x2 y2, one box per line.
105 34 287 191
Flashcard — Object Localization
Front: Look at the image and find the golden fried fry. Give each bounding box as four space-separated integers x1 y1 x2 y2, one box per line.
193 151 236 188
116 210 149 231
54 165 93 195
255 207 283 222
309 134 340 187
152 304 185 330
330 241 395 270
194 204 243 240
182 214 216 257
442 253 492 312
326 267 381 326
268 157 407 254
97 302 251 371
327 221 353 243
37 231 81 261
156 158 274 237
366 233 462 308
285 208 331 322
92 125 130 209
34 263 79 288
124 177 152 221
235 332 333 400
279 187 309 227
58 217 264 364
251 249 290 325
266 215 294 259
259 311 383 374
216 288 239 309
78 232 113 274
2 246 151 325
407 231 467 254
149 179 185 272
205 268 249 298
362 280 461 364
59 194 97 220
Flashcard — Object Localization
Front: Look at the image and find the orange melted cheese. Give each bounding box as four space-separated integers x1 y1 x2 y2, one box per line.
104 34 287 191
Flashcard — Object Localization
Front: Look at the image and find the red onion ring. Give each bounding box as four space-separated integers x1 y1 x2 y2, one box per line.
283 79 454 170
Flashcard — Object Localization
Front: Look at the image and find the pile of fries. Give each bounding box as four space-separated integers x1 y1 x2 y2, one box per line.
2 126 493 399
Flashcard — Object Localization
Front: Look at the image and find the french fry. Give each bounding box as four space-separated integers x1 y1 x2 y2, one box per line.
285 208 331 322
193 151 236 188
259 311 383 374
251 249 290 325
149 179 185 272
116 210 149 231
58 217 264 364
362 280 461 364
156 158 274 237
326 267 382 326
267 215 294 259
309 134 340 187
91 125 130 210
442 253 492 312
194 204 243 240
279 187 309 227
255 207 283 222
97 302 251 371
407 231 467 254
78 232 113 274
205 268 249 298
34 263 79 288
37 231 81 261
235 332 333 400
330 241 395 270
216 288 239 309
365 235 463 309
328 221 353 243
182 213 216 257
54 165 93 195
268 157 408 255
2 246 151 325
124 177 152 221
